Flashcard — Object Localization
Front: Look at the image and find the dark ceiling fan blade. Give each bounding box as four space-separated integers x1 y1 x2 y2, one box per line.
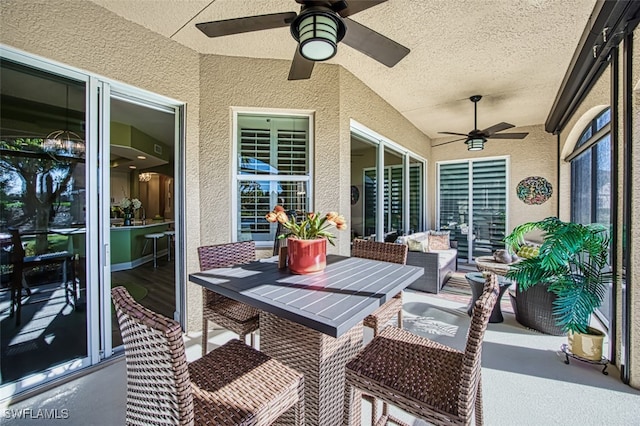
486 132 529 139
288 47 315 80
342 18 410 67
196 12 297 37
338 0 387 17
438 131 469 137
433 138 467 147
481 122 514 136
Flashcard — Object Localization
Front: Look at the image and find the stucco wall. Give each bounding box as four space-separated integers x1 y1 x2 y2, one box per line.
431 124 556 234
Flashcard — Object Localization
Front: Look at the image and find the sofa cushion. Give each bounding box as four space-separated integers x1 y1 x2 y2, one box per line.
397 232 430 252
430 248 457 269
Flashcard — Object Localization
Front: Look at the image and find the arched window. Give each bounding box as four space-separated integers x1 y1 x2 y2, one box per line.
568 108 611 225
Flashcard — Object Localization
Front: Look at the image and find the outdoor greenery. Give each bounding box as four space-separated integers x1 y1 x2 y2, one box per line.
504 217 613 334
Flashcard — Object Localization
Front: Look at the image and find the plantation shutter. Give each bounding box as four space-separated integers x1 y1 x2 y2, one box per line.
237 115 309 242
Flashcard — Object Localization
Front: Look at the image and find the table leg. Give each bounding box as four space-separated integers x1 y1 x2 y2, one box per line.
260 312 363 426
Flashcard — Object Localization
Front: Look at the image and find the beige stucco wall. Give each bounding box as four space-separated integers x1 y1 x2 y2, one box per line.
431 124 557 234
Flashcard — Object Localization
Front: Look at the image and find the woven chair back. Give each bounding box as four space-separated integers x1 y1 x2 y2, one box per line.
111 286 195 425
197 241 256 305
351 239 408 265
458 273 499 419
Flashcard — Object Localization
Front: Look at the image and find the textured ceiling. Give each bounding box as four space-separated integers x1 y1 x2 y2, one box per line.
90 0 596 141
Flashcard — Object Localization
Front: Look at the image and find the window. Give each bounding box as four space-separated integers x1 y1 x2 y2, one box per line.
569 107 611 327
234 113 311 244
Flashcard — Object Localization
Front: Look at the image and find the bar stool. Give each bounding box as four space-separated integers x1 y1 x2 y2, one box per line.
143 233 165 268
164 230 175 261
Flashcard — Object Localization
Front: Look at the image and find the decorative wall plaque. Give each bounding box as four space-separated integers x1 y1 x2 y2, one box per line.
516 176 553 205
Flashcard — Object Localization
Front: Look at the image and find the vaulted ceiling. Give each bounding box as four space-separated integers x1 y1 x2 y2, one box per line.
90 0 596 141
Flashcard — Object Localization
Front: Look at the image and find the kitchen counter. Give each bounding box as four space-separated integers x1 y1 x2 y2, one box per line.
111 221 173 271
110 220 174 230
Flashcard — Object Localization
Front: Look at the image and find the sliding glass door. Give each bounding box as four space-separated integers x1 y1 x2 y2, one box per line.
437 158 508 262
350 123 426 242
0 57 92 398
0 47 184 399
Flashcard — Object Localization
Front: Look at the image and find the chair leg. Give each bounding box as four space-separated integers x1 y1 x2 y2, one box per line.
343 381 362 426
249 332 255 348
201 319 208 357
397 309 403 329
475 374 483 426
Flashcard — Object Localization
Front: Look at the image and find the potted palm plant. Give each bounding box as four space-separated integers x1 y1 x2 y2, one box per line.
504 217 613 361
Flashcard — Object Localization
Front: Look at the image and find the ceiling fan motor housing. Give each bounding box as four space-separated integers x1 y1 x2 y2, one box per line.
291 6 346 61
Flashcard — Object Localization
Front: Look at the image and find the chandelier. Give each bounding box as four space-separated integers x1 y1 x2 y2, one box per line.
43 84 85 158
139 172 153 182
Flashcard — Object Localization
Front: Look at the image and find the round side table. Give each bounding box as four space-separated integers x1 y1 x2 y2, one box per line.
465 272 512 323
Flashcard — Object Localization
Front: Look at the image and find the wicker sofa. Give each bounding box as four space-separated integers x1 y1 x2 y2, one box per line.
395 232 458 294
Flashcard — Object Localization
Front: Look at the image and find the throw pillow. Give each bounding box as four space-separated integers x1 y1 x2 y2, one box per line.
427 230 450 251
493 249 512 264
406 233 429 252
407 238 425 252
517 245 540 259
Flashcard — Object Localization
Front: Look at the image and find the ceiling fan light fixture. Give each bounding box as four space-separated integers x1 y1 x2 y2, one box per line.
466 137 485 151
291 8 346 61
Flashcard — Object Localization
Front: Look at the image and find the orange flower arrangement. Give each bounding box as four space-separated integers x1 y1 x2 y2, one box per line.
265 205 347 246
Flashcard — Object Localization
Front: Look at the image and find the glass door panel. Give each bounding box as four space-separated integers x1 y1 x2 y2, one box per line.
351 136 378 239
108 95 177 348
438 162 470 261
471 159 507 258
0 60 89 394
408 157 424 234
438 159 507 263
384 147 403 240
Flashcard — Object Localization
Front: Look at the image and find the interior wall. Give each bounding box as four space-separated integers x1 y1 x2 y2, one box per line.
431 124 556 234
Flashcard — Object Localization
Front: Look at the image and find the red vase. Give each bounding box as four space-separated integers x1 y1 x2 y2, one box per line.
287 237 327 274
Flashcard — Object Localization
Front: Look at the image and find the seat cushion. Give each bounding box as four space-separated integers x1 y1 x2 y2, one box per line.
189 339 303 425
346 326 464 416
431 249 457 269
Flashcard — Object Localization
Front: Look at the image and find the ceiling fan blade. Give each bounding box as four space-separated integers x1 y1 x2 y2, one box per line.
433 138 466 147
196 12 296 37
486 132 529 139
338 0 387 17
438 131 469 137
342 18 410 67
481 122 514 136
288 47 315 80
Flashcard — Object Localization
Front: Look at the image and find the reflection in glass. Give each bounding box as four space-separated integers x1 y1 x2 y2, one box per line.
0 60 87 388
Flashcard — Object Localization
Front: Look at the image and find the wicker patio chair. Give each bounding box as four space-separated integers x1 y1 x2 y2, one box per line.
198 241 260 356
344 273 499 426
351 239 408 423
351 239 408 335
112 286 305 426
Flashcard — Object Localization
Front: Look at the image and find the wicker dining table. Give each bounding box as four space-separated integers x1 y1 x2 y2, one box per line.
188 254 424 426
